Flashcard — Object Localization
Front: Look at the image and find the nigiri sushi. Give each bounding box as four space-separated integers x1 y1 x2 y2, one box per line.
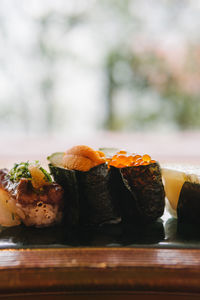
0 161 64 227
162 165 200 223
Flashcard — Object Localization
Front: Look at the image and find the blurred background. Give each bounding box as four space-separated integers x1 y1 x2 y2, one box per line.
1 0 200 164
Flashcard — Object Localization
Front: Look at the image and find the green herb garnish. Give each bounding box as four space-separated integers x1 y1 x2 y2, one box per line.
9 162 31 182
39 167 52 183
9 161 52 183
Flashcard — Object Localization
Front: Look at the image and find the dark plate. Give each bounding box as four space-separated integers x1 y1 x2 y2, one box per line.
0 211 200 249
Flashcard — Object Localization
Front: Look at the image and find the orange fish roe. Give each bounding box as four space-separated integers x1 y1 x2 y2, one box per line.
132 155 141 162
106 151 156 168
142 154 151 163
118 150 127 154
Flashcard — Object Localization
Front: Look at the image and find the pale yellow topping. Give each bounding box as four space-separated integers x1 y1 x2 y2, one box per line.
28 165 49 189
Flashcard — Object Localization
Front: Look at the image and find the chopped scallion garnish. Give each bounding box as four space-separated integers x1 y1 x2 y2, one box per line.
9 161 52 183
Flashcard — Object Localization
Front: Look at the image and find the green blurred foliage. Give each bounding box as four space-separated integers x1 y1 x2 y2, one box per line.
1 0 200 134
104 44 200 130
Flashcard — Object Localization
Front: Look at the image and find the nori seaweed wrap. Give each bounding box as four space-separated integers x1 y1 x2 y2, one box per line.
48 146 120 227
109 162 165 223
177 181 200 224
76 163 120 226
48 159 79 227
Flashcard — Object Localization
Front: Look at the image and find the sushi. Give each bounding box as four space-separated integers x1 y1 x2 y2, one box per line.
0 146 166 228
0 161 64 227
48 145 121 226
48 146 165 226
108 150 165 223
162 166 200 224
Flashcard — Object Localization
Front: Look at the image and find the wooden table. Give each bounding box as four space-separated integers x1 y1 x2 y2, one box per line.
0 248 200 299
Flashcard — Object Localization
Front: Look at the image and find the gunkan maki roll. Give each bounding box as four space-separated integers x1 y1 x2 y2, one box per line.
48 145 120 227
108 150 165 223
162 166 200 224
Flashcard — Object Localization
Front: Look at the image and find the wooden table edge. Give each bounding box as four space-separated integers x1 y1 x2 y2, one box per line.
0 247 199 294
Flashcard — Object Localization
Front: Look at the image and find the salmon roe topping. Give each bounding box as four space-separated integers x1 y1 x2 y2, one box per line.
118 150 127 154
142 154 151 163
106 151 155 168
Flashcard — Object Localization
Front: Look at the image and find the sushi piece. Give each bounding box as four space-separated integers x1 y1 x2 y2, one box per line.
162 165 200 223
0 161 64 227
108 151 165 223
48 145 121 226
48 153 80 227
